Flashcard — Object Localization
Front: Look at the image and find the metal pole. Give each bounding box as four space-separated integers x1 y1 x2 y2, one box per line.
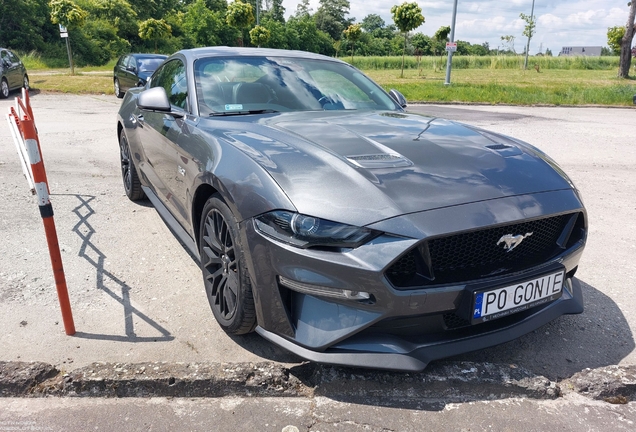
444 0 459 85
524 0 536 70
65 35 74 75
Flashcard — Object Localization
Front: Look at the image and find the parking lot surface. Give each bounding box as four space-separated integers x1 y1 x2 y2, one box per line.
0 94 634 381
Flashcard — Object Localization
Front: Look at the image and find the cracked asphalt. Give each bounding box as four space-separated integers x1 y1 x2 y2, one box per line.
1 93 635 431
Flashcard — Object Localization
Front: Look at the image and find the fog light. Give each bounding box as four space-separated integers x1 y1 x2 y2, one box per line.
279 276 370 300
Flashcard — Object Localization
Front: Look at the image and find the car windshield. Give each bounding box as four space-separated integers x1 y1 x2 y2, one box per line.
194 56 399 116
137 58 165 72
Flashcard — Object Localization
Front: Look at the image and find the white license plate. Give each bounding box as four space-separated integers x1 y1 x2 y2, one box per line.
472 270 565 324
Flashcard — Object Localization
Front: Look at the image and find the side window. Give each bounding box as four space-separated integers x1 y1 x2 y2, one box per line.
127 56 136 70
7 51 19 64
1 51 9 65
151 60 188 110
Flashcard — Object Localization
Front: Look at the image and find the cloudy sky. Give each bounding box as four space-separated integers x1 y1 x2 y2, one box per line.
281 0 630 54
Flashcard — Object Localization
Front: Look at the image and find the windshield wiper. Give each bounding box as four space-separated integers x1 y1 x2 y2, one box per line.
210 109 279 117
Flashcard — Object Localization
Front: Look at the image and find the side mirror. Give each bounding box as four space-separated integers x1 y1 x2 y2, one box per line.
137 87 183 118
389 89 407 108
126 66 137 72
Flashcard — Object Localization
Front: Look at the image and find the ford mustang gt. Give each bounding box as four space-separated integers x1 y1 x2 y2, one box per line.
116 47 587 371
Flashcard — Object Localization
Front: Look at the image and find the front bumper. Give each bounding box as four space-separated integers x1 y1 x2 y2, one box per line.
240 190 586 371
256 277 583 371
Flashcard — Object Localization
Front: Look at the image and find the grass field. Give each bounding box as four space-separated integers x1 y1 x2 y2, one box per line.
366 68 635 105
21 54 636 106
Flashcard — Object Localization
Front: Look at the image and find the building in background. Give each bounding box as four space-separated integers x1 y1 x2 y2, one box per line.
559 46 603 56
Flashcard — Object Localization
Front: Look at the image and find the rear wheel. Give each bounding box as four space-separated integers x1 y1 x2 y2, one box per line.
119 130 145 201
23 74 29 90
199 195 256 335
0 78 8 99
114 78 124 98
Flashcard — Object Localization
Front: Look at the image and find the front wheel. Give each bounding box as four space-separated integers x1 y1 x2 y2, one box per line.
0 79 8 99
119 130 145 201
23 74 29 90
199 195 256 335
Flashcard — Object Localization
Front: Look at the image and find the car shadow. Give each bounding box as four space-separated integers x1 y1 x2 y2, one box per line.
62 194 174 343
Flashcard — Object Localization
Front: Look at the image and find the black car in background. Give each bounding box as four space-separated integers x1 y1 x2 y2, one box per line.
1 48 28 99
113 53 167 98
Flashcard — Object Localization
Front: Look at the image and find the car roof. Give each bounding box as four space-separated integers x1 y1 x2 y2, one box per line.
174 47 345 65
130 53 168 59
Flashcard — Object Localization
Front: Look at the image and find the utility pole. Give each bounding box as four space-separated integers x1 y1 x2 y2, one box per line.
523 0 536 70
444 0 459 85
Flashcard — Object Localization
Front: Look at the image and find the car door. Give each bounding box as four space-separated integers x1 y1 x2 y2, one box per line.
137 59 191 226
1 50 17 88
6 51 23 88
124 56 138 90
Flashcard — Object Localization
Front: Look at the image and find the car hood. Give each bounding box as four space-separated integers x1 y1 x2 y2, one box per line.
202 110 573 227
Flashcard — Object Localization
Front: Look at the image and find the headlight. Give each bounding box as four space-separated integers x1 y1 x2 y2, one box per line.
254 210 380 249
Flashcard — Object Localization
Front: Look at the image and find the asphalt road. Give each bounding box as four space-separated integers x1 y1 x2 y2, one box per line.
0 93 635 430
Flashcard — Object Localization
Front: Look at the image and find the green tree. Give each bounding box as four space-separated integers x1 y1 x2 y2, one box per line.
433 25 450 58
411 32 432 56
138 18 172 52
264 0 285 23
608 25 625 55
49 0 88 27
391 1 424 77
343 23 361 63
1 0 56 52
249 24 270 46
261 17 288 48
226 0 254 45
183 0 223 46
520 11 536 69
360 14 385 33
294 0 312 17
315 0 350 40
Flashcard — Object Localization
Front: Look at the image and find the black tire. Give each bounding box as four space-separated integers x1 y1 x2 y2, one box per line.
119 130 146 201
114 78 124 98
0 78 8 99
23 74 29 90
199 195 256 335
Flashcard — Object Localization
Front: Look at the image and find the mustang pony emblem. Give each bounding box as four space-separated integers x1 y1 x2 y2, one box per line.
497 232 533 252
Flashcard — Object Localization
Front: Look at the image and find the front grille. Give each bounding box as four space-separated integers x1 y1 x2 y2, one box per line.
386 212 584 288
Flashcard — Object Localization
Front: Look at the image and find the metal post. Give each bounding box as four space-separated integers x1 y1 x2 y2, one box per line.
444 0 459 85
65 36 74 76
523 0 536 70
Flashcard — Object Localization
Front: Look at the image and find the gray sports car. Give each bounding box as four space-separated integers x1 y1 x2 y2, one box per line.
116 47 587 371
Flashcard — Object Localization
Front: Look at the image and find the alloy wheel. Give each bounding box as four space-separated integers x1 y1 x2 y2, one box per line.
202 209 239 321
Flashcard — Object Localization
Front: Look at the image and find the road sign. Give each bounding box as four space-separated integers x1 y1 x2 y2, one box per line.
59 24 68 38
446 42 457 52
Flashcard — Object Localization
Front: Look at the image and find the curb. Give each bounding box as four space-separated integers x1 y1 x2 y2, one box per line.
2 361 634 402
0 361 557 400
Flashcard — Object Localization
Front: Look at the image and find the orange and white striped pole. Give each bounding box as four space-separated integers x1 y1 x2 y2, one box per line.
8 91 75 335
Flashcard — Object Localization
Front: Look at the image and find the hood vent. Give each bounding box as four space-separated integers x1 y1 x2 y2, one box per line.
486 143 512 150
347 154 413 169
